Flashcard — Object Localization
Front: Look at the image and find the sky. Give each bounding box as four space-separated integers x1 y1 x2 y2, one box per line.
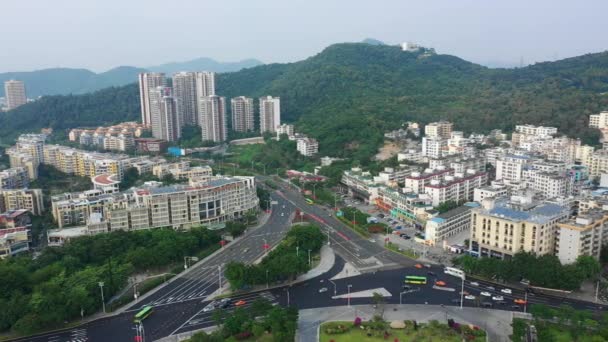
1 0 608 73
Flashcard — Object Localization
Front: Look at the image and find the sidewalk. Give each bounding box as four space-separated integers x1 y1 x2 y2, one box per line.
296 245 335 282
298 304 513 342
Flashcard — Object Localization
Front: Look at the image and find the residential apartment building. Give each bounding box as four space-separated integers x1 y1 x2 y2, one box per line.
231 96 254 132
150 86 180 142
276 124 295 139
50 176 258 233
425 203 478 246
423 170 488 206
0 168 29 189
589 111 608 129
586 150 608 177
0 189 44 215
4 80 27 110
397 149 425 164
259 96 281 133
429 154 486 174
496 155 532 182
296 138 319 156
138 73 166 126
0 227 31 258
514 125 558 137
134 138 168 154
199 95 227 142
473 184 508 202
341 168 378 201
424 121 453 139
469 194 569 258
372 186 432 222
42 145 127 180
421 137 447 158
521 169 570 199
555 211 608 264
195 72 216 106
172 72 198 126
404 167 452 194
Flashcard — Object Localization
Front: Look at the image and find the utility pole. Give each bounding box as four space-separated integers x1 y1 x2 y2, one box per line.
347 284 352 307
595 279 600 303
460 276 465 310
98 282 106 313
218 265 222 290
329 280 337 296
308 249 312 265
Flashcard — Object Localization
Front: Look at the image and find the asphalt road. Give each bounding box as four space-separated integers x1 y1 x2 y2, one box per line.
11 180 607 342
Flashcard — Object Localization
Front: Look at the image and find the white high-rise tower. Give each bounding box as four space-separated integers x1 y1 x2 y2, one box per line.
199 95 227 142
172 72 198 126
138 73 166 126
259 96 281 133
231 96 254 132
4 80 27 110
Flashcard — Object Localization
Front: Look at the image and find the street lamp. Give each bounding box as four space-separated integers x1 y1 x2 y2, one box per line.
266 269 270 289
400 291 406 305
308 249 312 266
98 282 106 313
263 238 268 254
329 280 337 296
284 287 290 306
347 284 352 307
312 183 317 199
134 282 139 302
460 275 465 310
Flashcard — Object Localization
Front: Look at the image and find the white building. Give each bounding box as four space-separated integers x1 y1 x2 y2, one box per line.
555 211 607 264
138 73 166 127
473 184 509 202
514 125 558 137
422 137 447 158
199 95 227 142
276 124 295 139
495 155 532 182
149 87 180 142
521 169 570 199
259 96 281 133
425 121 453 139
296 138 319 156
397 149 425 164
231 96 254 132
589 111 608 129
4 80 27 110
425 204 477 246
172 72 198 126
405 167 452 194
424 170 488 206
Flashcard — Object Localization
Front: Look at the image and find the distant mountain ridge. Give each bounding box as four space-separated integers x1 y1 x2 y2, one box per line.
0 57 263 98
1 43 607 161
147 57 263 74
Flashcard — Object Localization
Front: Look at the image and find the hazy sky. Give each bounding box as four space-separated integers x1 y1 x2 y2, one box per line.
2 0 607 72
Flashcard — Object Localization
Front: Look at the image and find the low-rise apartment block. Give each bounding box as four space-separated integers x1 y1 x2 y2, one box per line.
0 189 44 215
424 170 488 206
589 111 608 129
425 203 479 246
0 167 30 189
404 167 452 194
0 227 31 258
296 138 319 156
555 210 608 264
469 194 569 258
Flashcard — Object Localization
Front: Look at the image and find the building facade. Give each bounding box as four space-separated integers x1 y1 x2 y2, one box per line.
199 95 227 142
296 138 319 156
4 80 27 110
555 211 608 264
150 86 181 142
172 72 198 126
138 73 166 126
0 189 44 215
259 96 281 133
231 96 254 132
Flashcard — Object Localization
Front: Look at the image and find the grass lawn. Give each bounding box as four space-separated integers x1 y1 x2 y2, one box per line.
385 242 419 259
320 321 485 342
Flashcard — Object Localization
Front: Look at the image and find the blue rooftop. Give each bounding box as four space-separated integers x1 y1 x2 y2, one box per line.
487 202 566 224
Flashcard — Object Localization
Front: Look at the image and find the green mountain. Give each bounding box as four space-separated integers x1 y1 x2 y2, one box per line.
147 57 263 74
0 67 145 98
0 58 263 98
3 43 607 161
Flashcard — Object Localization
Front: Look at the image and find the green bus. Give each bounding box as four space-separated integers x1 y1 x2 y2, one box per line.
305 198 314 204
134 306 153 323
404 276 427 285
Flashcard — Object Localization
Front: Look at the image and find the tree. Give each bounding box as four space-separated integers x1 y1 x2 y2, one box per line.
226 222 247 238
575 255 601 279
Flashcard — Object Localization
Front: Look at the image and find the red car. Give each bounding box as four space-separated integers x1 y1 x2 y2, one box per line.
414 264 423 269
235 300 247 306
435 281 447 287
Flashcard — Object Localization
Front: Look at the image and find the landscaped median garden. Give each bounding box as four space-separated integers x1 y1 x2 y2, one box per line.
320 316 486 341
337 207 390 238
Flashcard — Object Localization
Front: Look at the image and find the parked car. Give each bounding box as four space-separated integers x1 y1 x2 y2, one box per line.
470 282 480 287
492 295 504 301
219 298 231 308
480 291 491 297
486 286 495 291
318 287 328 293
395 226 403 230
235 300 247 307
465 295 476 300
514 299 527 305
501 288 512 295
203 302 216 312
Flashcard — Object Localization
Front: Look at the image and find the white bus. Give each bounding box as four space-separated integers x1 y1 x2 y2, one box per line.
444 267 465 280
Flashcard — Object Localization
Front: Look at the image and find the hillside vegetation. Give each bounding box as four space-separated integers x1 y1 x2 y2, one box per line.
3 43 608 161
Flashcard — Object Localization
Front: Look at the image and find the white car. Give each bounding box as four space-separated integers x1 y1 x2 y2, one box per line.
492 295 504 301
281 213 284 217
480 291 491 297
318 287 328 293
368 238 376 243
470 282 480 287
501 288 512 295
203 302 216 312
486 286 495 291
465 295 476 300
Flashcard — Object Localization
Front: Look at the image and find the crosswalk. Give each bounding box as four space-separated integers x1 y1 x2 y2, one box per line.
47 328 87 342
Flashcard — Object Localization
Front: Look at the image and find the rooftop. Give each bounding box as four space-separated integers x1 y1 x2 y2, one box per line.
479 198 567 224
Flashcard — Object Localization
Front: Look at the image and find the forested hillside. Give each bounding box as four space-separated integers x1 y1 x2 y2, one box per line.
3 43 608 161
